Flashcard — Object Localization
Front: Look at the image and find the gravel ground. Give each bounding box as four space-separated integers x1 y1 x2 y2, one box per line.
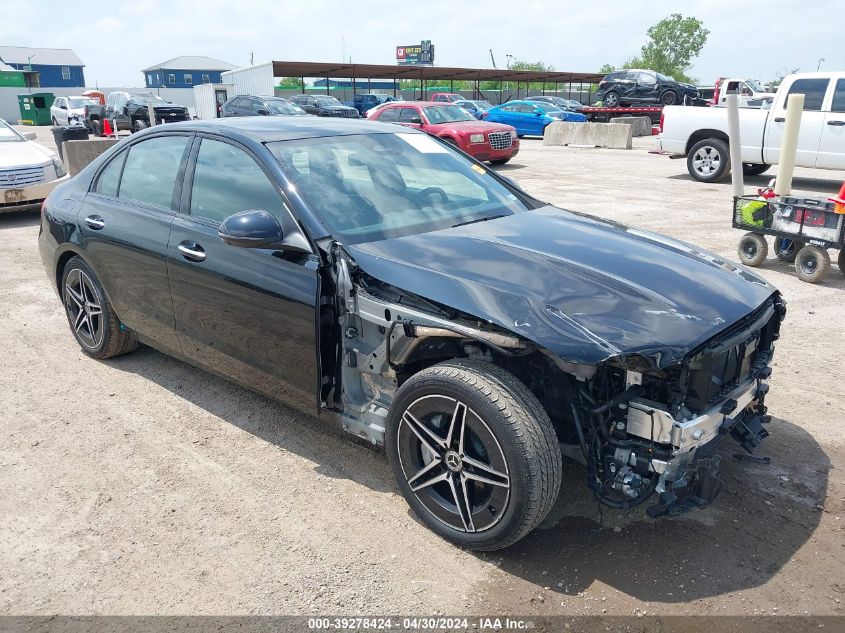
1 128 843 617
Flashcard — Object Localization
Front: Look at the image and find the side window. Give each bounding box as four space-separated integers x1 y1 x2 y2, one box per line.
784 78 830 111
190 139 284 224
378 108 399 122
94 151 126 197
183 73 193 85
830 79 845 113
398 108 421 122
119 136 189 209
638 72 656 84
251 99 265 113
501 104 518 112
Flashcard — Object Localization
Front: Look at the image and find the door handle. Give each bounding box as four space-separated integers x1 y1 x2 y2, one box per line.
774 117 785 123
177 241 206 262
84 215 105 230
827 120 845 126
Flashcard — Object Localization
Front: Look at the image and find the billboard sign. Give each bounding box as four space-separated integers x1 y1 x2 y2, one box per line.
396 40 434 66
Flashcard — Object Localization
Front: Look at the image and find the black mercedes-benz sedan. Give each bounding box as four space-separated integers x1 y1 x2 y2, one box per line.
38 117 785 550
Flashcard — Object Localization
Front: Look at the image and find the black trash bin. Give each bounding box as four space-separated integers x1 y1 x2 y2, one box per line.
51 125 90 161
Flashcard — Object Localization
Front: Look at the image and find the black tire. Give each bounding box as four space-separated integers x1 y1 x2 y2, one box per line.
774 237 802 263
61 256 138 359
132 118 148 133
490 158 511 165
737 232 768 267
660 90 678 106
838 249 845 277
687 138 730 182
603 90 620 107
794 245 830 283
90 119 102 137
743 163 771 177
385 359 562 551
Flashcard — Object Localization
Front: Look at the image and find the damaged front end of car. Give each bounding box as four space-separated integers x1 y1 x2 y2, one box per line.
319 240 786 519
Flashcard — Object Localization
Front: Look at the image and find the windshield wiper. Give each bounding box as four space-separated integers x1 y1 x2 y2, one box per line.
452 214 506 228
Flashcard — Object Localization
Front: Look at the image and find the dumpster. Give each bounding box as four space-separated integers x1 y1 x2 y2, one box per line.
51 125 90 161
18 92 55 126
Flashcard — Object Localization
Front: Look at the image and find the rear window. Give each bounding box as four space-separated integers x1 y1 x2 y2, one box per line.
784 78 830 111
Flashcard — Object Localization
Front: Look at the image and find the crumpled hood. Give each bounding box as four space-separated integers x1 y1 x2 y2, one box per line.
348 206 776 368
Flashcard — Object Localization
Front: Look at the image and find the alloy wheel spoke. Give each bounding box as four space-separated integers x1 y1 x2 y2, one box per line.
86 301 102 317
445 401 466 450
409 469 450 493
407 457 443 488
65 283 84 309
449 473 474 532
462 455 510 488
74 310 89 334
403 410 447 454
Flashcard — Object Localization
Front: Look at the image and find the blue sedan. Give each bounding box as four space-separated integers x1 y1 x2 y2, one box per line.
454 99 493 120
485 100 587 136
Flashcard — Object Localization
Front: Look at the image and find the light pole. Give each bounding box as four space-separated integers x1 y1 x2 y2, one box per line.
25 55 36 93
505 54 514 96
817 57 825 71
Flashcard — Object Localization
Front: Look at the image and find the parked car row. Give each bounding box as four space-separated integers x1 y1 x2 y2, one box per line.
86 91 190 135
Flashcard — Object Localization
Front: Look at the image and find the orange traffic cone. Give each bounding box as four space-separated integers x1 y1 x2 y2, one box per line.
829 182 845 214
102 118 113 136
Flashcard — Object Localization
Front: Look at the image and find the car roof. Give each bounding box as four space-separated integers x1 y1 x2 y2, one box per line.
144 116 413 143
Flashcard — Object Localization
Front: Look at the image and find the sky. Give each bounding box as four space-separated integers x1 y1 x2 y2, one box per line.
1 0 841 88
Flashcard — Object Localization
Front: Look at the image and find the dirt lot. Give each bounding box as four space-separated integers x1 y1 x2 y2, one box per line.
1 130 843 618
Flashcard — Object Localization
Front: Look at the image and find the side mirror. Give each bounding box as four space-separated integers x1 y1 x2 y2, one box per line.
408 115 422 125
257 108 270 116
534 110 543 116
22 131 37 141
218 210 284 248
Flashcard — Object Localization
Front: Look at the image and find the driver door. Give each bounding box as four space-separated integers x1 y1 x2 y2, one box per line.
166 135 320 410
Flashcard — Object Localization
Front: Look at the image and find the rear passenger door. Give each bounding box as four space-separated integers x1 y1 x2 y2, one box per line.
817 79 845 170
166 135 320 408
764 78 829 167
78 133 191 354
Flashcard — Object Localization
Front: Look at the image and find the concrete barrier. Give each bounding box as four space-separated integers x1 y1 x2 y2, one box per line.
543 122 632 149
63 139 121 176
609 116 653 137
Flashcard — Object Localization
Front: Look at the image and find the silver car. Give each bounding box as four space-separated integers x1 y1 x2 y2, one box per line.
50 96 97 127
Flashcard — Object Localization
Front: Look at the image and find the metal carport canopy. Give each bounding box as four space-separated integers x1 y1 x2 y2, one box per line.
271 61 604 84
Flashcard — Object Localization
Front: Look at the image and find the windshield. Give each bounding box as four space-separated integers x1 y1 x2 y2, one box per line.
0 119 24 142
130 93 167 103
270 132 527 244
532 103 563 115
315 96 342 106
470 101 492 111
422 105 476 124
68 98 96 108
745 79 765 93
266 99 306 115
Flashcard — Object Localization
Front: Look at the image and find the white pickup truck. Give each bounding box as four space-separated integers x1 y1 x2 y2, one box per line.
658 71 845 182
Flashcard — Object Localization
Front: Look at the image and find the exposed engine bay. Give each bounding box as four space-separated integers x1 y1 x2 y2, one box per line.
320 242 786 517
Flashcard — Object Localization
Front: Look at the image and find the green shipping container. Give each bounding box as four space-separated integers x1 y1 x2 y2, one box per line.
0 70 26 87
18 92 55 126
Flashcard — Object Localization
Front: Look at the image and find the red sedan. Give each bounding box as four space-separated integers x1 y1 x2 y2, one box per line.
369 102 519 165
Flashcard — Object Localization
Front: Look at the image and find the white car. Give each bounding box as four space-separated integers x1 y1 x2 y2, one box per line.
0 119 69 213
50 96 97 127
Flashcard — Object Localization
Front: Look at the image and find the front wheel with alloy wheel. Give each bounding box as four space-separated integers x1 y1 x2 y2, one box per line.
61 256 138 359
603 91 620 107
687 138 730 182
660 90 678 105
386 359 562 551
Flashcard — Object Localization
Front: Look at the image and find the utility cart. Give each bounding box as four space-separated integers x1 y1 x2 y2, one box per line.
734 194 845 283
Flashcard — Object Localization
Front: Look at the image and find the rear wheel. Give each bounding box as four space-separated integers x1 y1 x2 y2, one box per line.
61 256 138 359
603 90 620 107
795 245 830 283
838 249 845 277
737 233 768 267
90 119 102 137
688 138 730 182
774 237 802 263
132 118 148 133
386 360 562 551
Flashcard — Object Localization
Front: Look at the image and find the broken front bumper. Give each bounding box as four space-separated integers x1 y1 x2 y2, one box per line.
624 375 771 517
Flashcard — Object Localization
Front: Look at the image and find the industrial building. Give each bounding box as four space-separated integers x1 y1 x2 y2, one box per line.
0 46 85 87
143 56 238 88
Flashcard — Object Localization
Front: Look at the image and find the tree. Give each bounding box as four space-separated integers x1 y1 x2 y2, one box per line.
598 64 616 74
277 77 304 90
638 14 709 82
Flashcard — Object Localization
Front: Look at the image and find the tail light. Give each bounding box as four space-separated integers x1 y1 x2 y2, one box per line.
84 105 89 117
712 78 722 106
659 112 665 133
